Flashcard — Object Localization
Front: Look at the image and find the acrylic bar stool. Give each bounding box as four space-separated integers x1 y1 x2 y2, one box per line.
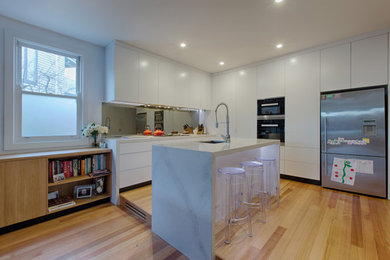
218 167 253 244
240 161 267 223
255 157 280 208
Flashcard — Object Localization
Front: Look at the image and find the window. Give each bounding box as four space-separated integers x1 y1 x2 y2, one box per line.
16 41 82 139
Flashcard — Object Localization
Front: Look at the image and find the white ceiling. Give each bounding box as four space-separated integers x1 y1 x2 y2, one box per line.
1 0 390 73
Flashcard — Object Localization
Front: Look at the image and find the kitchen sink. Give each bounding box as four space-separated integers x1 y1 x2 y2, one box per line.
200 140 225 144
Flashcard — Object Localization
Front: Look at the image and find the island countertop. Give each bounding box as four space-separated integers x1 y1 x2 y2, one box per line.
154 138 280 156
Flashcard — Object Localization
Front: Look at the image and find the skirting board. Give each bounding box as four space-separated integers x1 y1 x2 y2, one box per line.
280 174 321 185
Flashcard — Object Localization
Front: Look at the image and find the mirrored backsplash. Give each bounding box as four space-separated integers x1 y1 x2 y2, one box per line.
102 103 199 136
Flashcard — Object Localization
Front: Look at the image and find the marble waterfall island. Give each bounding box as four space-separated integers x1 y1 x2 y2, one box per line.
152 138 280 260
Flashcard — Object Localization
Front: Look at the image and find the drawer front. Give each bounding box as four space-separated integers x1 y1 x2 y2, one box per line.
119 152 152 171
284 160 320 180
120 142 153 154
284 146 319 164
119 167 152 188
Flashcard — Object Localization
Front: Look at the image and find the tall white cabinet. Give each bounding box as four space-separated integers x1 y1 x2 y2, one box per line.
236 68 257 139
284 51 321 180
257 60 285 99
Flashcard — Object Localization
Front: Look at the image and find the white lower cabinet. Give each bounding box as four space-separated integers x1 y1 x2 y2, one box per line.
284 146 320 180
119 167 152 189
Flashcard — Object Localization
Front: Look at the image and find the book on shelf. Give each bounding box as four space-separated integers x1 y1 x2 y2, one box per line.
48 196 76 212
88 169 111 177
48 154 107 183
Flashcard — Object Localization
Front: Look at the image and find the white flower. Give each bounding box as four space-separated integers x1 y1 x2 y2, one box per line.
82 122 109 137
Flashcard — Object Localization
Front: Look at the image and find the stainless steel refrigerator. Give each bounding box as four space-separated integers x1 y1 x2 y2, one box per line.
320 86 387 198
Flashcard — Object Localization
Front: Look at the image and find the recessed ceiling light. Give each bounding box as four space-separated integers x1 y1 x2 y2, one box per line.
275 0 283 3
219 61 225 66
180 42 187 48
276 43 283 49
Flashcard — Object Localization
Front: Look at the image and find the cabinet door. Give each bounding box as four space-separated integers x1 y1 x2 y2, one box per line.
285 51 320 149
115 44 139 102
321 43 351 92
213 72 237 138
189 69 202 109
351 34 388 88
257 60 285 99
139 53 159 104
198 72 212 110
0 159 47 227
175 68 191 107
236 68 257 139
158 60 176 106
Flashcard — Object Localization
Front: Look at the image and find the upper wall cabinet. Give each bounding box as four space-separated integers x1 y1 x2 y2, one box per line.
175 68 191 108
158 60 176 106
257 60 285 99
106 42 139 103
285 51 320 149
190 70 212 110
320 43 351 92
139 53 159 104
105 41 212 110
351 34 388 88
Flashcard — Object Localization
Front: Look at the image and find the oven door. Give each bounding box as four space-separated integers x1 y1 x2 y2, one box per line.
257 97 285 116
257 119 285 142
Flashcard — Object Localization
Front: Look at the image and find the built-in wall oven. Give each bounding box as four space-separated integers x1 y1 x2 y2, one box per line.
257 97 285 142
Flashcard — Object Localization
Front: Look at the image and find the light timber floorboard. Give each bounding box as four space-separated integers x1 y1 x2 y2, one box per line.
0 179 389 260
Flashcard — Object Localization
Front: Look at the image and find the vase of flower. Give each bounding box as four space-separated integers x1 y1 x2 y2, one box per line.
82 122 109 148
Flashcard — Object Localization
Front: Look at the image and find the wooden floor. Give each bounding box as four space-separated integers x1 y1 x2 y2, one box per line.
1 179 389 259
0 204 186 260
120 186 152 225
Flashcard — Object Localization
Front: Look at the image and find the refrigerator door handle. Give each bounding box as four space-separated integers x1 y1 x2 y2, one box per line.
324 117 327 153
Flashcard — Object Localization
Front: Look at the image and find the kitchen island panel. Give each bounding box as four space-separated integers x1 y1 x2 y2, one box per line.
152 146 215 260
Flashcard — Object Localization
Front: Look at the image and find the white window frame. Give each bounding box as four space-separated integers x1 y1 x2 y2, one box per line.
4 32 86 151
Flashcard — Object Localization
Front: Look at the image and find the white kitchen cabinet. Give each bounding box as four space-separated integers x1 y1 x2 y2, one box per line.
284 146 320 180
199 72 212 110
213 71 237 138
235 68 257 139
321 43 351 92
285 51 320 149
257 60 285 99
139 53 159 104
351 34 388 88
105 42 139 102
190 70 212 110
175 68 191 107
158 60 176 106
284 51 320 180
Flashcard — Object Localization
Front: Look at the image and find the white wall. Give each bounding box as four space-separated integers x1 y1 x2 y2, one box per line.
210 29 390 198
0 15 105 153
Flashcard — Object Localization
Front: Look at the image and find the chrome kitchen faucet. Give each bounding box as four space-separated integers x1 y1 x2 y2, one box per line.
215 102 230 143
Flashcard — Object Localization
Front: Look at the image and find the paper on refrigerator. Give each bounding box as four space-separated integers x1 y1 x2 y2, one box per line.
356 159 374 174
331 158 357 186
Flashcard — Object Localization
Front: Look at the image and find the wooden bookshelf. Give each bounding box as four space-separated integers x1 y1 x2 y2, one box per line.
0 148 112 228
48 173 110 187
48 194 111 213
47 149 112 214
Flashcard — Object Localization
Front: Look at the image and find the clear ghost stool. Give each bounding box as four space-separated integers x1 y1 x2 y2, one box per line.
255 157 280 208
218 167 252 244
240 161 266 223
